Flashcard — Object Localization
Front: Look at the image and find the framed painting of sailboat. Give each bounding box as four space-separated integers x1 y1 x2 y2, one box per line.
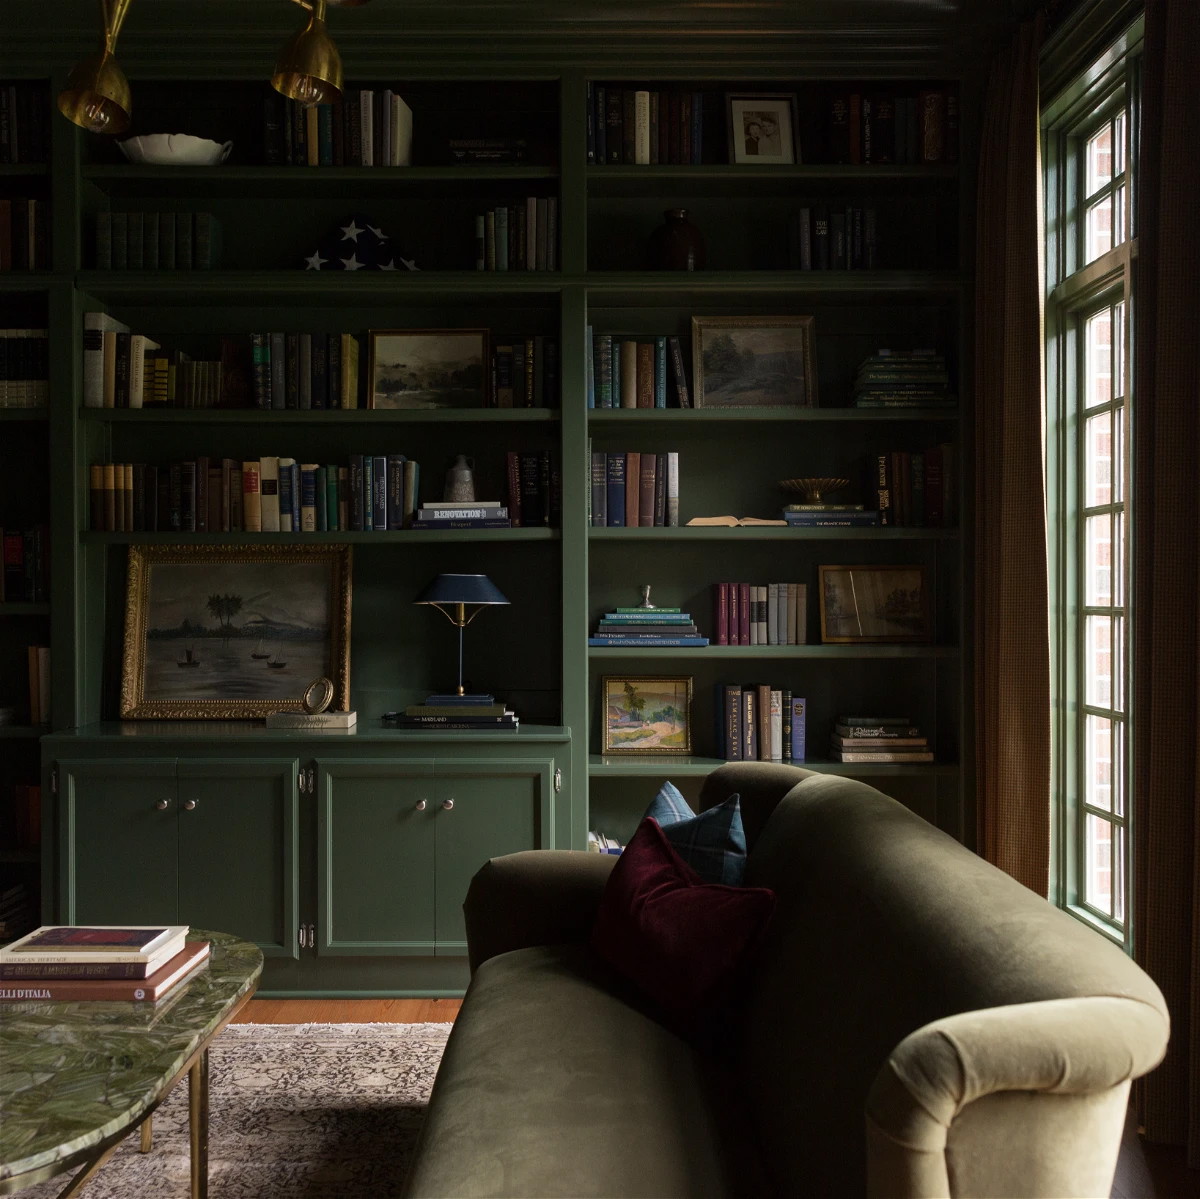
120 544 352 719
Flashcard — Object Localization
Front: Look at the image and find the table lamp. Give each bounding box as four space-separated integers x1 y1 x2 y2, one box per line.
414 573 510 703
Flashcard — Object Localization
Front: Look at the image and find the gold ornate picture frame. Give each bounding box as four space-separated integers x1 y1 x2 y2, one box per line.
120 543 352 719
691 314 817 408
817 563 931 644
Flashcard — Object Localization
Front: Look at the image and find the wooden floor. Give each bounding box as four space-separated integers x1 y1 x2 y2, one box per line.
232 1000 1196 1197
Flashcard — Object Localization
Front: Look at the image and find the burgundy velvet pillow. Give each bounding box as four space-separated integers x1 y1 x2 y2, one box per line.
590 817 776 1032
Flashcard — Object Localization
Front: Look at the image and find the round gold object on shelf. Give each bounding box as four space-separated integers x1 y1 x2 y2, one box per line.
779 476 851 503
302 677 335 715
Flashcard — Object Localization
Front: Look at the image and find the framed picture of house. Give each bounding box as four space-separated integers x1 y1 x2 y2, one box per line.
120 543 352 718
367 328 490 409
817 564 932 644
726 92 799 164
600 675 693 755
692 315 817 408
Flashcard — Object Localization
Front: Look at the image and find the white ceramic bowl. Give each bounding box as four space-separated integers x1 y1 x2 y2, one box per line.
119 133 232 166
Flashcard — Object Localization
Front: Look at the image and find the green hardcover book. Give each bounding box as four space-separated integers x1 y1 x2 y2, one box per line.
614 606 681 613
176 211 193 269
95 212 112 269
111 211 128 269
159 210 176 269
314 464 328 531
324 464 339 531
193 212 222 270
142 211 159 270
126 211 143 269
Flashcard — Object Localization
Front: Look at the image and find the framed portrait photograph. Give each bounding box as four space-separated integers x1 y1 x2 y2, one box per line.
818 564 932 644
368 328 489 410
600 675 693 755
726 93 799 165
120 543 352 718
692 315 816 408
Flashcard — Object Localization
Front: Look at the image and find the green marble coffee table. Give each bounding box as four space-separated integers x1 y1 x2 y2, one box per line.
0 929 262 1198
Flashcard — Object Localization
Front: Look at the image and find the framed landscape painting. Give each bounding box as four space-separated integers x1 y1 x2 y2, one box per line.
120 543 352 718
368 328 489 409
692 315 816 408
601 676 693 755
818 564 931 644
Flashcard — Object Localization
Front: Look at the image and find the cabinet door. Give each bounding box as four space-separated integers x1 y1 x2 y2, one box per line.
316 759 437 956
434 759 554 954
56 759 178 925
177 758 300 959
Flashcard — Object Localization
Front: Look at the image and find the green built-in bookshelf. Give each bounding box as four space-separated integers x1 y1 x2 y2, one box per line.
0 1 983 986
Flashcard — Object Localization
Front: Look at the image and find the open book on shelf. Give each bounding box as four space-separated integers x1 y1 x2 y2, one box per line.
686 516 787 527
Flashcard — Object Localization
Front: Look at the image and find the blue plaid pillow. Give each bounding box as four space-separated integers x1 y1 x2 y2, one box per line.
645 781 747 885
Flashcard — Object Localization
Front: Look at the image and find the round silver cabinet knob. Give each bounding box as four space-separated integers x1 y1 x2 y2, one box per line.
441 799 455 811
155 799 170 810
182 799 198 811
414 799 427 811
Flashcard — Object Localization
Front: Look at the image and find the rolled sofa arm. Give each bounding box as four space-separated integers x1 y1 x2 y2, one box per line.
865 995 1170 1198
463 850 618 974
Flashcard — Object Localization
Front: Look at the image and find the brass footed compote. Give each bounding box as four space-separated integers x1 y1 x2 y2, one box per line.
778 476 851 504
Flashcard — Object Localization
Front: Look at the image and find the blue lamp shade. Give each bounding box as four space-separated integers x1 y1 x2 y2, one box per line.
414 573 510 607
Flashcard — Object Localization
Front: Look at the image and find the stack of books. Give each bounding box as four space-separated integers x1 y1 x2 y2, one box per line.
783 504 880 528
0 924 211 1003
386 695 519 730
586 831 625 855
851 349 954 408
830 715 933 763
411 501 511 530
588 606 708 647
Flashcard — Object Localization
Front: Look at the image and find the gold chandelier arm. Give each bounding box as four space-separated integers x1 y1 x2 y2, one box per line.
284 0 316 10
104 0 136 49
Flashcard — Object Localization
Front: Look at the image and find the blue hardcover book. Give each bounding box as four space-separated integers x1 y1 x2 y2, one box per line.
590 451 608 526
278 460 294 531
784 511 881 527
601 612 694 623
585 324 595 408
605 452 626 527
386 454 407 531
587 637 710 647
349 453 364 531
314 465 328 531
654 337 667 407
789 696 807 761
372 454 388 530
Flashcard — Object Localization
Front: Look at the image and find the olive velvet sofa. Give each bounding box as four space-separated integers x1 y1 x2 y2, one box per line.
401 762 1169 1199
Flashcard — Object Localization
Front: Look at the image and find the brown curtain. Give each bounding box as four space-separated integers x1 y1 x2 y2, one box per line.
974 16 1050 896
1133 0 1200 1167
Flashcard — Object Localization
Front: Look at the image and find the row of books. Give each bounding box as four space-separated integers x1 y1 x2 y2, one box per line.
83 317 223 409
2 784 40 852
2 526 48 603
385 698 518 729
264 88 413 167
718 685 807 762
586 85 706 165
246 331 360 411
830 716 933 763
588 607 708 648
784 504 880 528
589 450 680 527
0 883 36 944
789 205 879 271
585 331 691 409
853 350 953 407
872 444 957 527
714 583 808 646
829 87 958 165
0 83 49 165
0 924 211 1004
94 211 222 271
585 832 625 855
88 449 558 532
474 199 559 271
25 644 50 726
0 198 49 270
492 337 559 407
0 329 48 407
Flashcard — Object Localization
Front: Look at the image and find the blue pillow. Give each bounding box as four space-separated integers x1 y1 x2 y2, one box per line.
644 781 747 885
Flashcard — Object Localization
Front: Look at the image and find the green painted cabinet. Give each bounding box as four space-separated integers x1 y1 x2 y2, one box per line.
55 756 300 958
316 757 554 956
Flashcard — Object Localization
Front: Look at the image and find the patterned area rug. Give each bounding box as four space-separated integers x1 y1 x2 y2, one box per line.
21 1022 450 1199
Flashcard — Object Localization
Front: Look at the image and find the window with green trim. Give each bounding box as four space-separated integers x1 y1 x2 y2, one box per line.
1043 22 1140 948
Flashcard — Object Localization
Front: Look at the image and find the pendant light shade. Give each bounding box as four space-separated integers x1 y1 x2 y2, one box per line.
272 0 343 107
58 50 132 135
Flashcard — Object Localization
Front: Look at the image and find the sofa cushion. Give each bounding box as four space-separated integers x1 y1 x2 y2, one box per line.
401 943 763 1198
590 817 776 1034
646 780 746 884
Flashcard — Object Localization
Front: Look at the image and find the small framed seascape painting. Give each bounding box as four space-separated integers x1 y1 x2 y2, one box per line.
726 93 799 165
817 564 932 644
120 543 352 718
368 328 490 409
692 315 816 408
600 676 693 755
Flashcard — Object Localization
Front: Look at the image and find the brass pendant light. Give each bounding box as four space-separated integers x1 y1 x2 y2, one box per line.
57 0 135 135
272 0 345 108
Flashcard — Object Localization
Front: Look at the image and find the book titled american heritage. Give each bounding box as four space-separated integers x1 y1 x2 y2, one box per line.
0 942 211 1001
0 924 188 966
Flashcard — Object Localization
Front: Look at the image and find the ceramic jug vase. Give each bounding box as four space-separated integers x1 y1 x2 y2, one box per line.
444 454 476 502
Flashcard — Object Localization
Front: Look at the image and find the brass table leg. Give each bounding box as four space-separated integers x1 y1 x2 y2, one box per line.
188 1048 210 1199
139 1115 153 1153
